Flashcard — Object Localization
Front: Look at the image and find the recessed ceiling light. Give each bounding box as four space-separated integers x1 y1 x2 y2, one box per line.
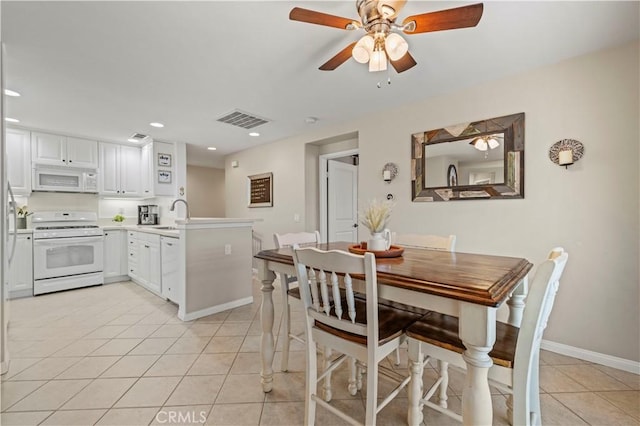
127 138 138 143
305 116 318 124
150 122 164 128
4 89 21 97
5 117 20 123
249 132 260 137
207 147 217 151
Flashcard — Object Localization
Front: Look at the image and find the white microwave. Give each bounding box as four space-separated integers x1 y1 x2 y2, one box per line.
33 167 98 193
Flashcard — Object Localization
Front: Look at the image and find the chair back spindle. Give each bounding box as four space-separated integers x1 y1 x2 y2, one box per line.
294 248 376 340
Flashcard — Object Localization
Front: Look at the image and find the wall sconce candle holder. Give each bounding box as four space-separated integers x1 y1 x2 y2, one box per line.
549 139 584 169
382 163 398 183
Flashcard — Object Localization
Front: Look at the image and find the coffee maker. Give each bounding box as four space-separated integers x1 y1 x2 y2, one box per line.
138 205 159 225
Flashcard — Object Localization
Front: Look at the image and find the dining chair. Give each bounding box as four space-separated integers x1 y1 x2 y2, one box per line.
393 233 456 252
293 246 423 426
273 231 321 372
387 233 457 367
405 247 569 426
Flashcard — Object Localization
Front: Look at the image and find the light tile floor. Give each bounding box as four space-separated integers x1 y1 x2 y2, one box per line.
1 278 638 425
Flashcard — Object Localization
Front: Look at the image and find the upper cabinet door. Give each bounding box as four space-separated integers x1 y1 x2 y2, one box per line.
31 132 66 166
66 137 98 169
99 143 120 195
6 128 32 195
119 145 142 196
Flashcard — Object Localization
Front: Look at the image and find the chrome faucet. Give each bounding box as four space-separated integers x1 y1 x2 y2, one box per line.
170 199 191 219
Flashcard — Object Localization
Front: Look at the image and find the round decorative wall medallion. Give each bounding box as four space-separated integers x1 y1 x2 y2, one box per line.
549 139 584 165
382 163 398 180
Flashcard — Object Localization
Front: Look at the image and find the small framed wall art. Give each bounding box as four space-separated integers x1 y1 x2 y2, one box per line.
158 170 172 184
158 153 172 167
248 172 273 208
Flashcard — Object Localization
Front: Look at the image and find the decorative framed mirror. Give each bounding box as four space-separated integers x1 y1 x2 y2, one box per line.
411 112 525 202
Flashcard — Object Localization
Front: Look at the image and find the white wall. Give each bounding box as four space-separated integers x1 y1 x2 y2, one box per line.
186 165 225 217
226 42 639 363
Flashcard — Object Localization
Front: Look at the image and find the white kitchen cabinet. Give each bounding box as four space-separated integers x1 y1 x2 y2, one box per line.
127 231 161 295
6 128 31 195
99 143 141 197
161 236 180 304
103 229 128 282
66 137 99 168
127 231 140 281
8 234 33 299
139 141 176 198
32 132 98 169
141 143 153 198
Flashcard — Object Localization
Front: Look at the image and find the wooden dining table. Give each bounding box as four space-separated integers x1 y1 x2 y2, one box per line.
254 242 532 425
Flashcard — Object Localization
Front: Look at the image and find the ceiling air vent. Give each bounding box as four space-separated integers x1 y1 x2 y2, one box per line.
216 110 270 130
128 133 151 143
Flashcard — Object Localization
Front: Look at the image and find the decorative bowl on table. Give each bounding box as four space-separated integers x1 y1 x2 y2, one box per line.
348 243 404 258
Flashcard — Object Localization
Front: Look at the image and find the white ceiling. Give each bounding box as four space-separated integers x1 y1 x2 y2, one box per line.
3 1 639 168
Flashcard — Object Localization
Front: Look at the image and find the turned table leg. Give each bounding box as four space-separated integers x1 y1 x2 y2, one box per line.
259 261 277 392
507 276 528 328
460 304 497 426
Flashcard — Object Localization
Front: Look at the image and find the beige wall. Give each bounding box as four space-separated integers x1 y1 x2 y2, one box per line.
187 165 225 218
226 42 640 363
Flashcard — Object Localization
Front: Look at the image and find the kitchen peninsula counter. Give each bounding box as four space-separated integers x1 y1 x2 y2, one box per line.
174 218 259 321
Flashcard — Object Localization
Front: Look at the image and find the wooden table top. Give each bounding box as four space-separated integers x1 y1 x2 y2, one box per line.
255 242 533 307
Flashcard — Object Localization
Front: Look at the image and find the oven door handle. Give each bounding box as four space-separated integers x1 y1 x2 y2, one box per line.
34 236 104 246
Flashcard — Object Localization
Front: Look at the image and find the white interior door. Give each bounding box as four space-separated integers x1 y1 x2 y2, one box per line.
328 160 358 242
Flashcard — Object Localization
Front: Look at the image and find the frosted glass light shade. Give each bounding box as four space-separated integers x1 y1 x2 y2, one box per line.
471 137 488 151
384 33 408 61
369 49 387 72
487 137 500 149
352 35 374 64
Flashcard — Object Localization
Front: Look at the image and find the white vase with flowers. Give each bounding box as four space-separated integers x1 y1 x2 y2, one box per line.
360 199 393 251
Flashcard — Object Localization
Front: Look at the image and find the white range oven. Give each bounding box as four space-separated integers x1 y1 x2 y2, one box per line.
32 211 104 295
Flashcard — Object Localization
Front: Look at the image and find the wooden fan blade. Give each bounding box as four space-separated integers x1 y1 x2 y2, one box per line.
319 42 358 71
402 3 483 34
289 7 358 30
390 51 417 73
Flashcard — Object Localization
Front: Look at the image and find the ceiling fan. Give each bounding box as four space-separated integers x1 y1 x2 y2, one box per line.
289 1 483 73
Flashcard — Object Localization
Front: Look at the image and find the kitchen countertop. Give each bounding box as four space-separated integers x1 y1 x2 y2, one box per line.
102 225 179 238
15 229 33 234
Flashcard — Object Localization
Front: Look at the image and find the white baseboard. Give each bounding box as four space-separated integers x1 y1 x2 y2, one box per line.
179 297 254 322
541 339 640 374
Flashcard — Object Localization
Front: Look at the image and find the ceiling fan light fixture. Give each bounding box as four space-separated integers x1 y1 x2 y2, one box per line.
487 137 500 150
369 49 387 72
352 35 374 63
384 33 408 61
470 137 488 151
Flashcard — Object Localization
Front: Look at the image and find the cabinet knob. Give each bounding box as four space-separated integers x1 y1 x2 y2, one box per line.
27 237 31 240
69 160 72 163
